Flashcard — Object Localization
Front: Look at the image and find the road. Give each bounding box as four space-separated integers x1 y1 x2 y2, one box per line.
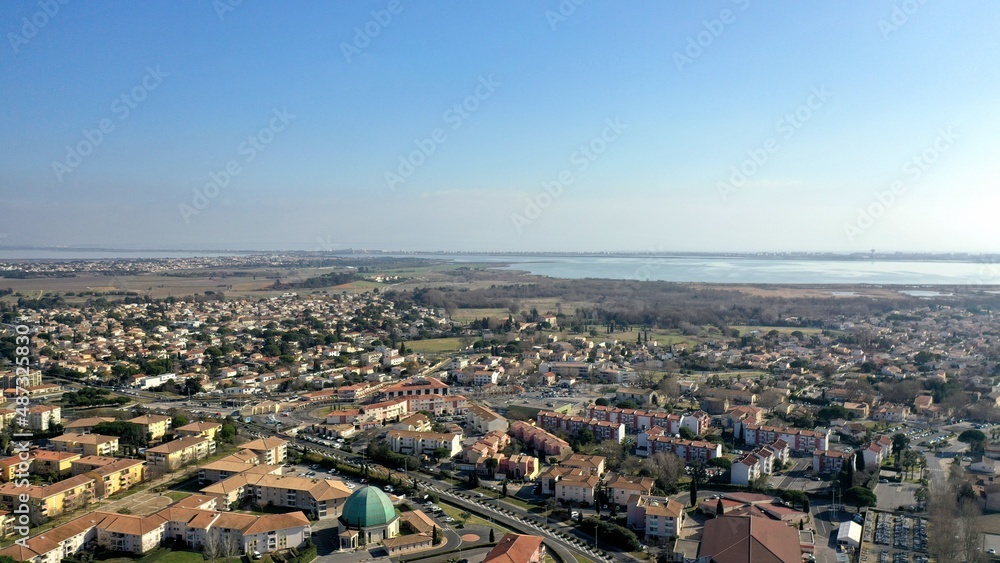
265 424 619 563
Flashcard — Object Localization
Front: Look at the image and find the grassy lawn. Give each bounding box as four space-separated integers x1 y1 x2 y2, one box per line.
99 548 210 563
499 495 537 511
439 504 514 535
573 555 595 563
451 308 510 322
164 491 191 502
407 337 467 354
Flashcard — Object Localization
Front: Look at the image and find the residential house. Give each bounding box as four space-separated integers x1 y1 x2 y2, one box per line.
606 473 655 507
626 495 685 539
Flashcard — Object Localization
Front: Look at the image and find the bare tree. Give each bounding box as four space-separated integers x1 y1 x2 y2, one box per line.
221 530 242 562
960 498 984 563
644 452 683 491
203 530 220 560
756 390 784 413
928 483 961 563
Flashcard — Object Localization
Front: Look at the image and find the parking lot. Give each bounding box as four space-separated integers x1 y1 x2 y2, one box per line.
861 509 928 563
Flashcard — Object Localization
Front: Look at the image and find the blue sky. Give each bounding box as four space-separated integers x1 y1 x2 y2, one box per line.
1 1 998 252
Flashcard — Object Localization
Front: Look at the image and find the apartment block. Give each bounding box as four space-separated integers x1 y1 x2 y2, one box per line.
386 430 462 458
51 434 120 457
145 436 216 473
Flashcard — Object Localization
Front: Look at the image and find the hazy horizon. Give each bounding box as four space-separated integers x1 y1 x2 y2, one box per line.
2 2 998 254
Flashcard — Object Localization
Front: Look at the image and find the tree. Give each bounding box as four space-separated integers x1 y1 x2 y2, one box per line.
467 471 480 488
93 421 148 448
221 530 241 562
709 457 732 471
838 460 855 491
432 526 440 545
929 483 962 563
595 397 610 406
644 452 684 492
219 422 237 443
501 479 508 498
690 479 698 507
575 428 595 447
203 530 220 560
172 413 190 428
958 430 987 454
679 427 696 440
484 457 499 476
892 433 910 464
545 497 558 524
845 487 878 510
855 452 866 472
489 528 495 543
716 498 724 515
757 389 785 413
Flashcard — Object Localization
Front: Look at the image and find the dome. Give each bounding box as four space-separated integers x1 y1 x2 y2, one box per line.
341 486 396 527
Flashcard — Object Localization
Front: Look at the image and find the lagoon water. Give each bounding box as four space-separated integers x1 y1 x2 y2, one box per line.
3 249 997 286
427 254 999 286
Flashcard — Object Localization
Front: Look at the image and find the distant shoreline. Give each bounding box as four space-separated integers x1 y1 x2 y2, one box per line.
2 247 998 264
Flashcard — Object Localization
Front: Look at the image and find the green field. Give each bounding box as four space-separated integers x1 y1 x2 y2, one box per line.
730 325 826 336
407 337 467 354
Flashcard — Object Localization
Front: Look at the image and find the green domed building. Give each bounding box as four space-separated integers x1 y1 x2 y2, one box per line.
338 486 400 550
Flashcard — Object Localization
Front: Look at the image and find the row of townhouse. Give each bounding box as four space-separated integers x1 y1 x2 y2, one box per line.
509 421 574 458
536 412 626 444
738 422 831 453
381 376 450 399
386 430 463 458
636 427 723 462
336 381 390 403
0 496 311 562
585 405 711 436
